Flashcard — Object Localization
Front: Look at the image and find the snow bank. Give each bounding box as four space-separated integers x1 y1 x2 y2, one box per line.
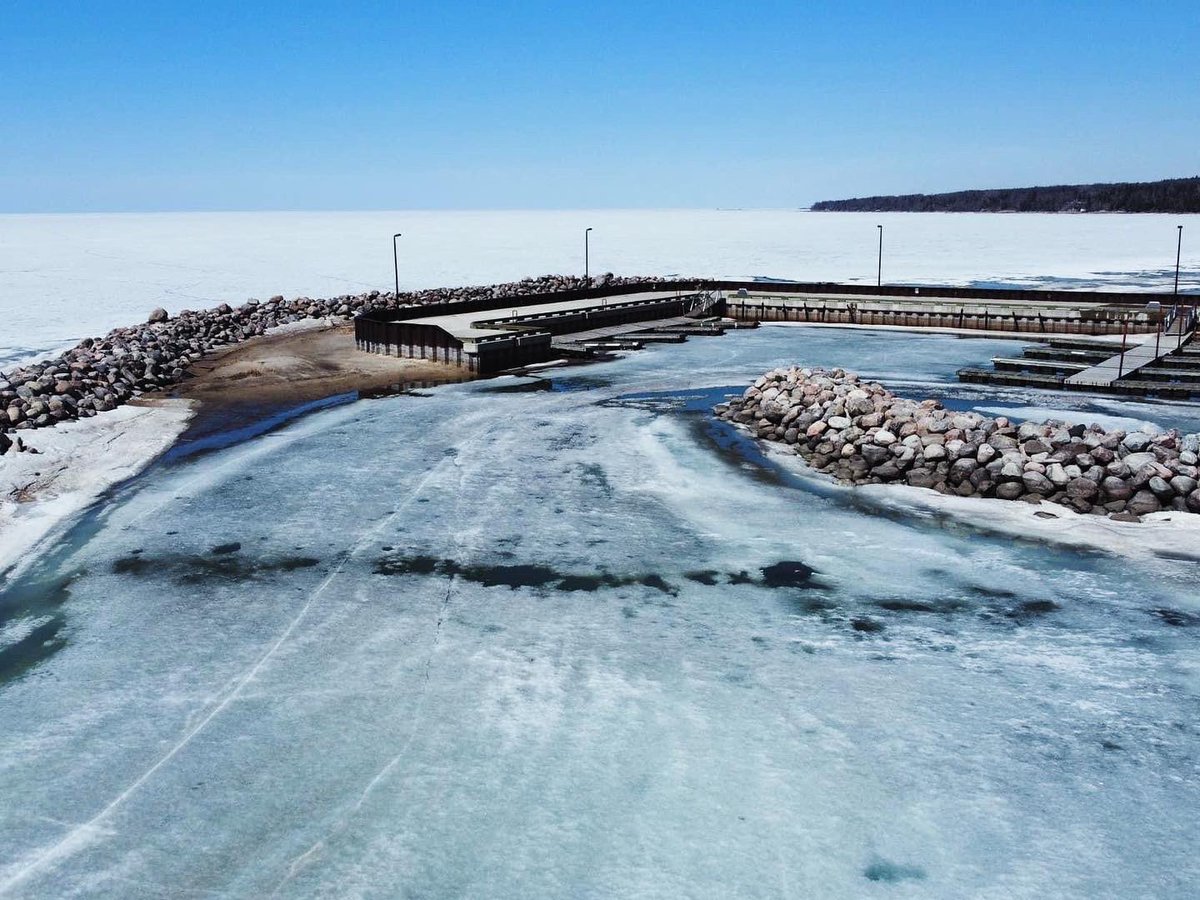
0 400 193 584
760 441 1200 561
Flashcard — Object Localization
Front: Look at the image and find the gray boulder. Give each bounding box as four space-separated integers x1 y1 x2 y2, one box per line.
861 445 891 467
1065 478 1099 501
1127 490 1162 516
1121 432 1153 453
1022 471 1054 495
1101 476 1133 501
1170 475 1198 496
1148 476 1176 500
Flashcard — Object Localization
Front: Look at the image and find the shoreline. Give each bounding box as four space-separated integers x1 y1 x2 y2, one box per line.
0 322 464 584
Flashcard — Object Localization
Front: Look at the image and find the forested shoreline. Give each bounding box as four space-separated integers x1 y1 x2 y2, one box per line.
813 177 1200 213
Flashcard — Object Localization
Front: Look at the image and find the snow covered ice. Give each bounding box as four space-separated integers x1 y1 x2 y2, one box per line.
2 324 1199 898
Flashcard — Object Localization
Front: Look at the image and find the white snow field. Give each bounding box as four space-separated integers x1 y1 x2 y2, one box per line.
1 325 1199 898
1 209 1197 364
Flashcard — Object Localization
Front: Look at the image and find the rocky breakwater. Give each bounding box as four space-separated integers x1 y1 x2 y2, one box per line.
714 366 1200 521
0 273 663 456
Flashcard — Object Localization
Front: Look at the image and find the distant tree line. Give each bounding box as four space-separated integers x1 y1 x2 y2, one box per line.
811 176 1200 213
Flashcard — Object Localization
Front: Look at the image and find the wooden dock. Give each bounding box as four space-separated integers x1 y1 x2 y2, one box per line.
958 307 1200 398
1066 320 1196 387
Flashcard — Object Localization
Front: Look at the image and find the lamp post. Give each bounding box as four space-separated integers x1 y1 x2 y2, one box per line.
392 232 402 299
1175 224 1183 298
876 225 883 287
585 227 593 284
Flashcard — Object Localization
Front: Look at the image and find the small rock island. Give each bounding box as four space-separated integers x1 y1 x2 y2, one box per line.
715 367 1200 520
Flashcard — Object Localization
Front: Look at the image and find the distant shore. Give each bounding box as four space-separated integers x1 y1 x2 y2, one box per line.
812 175 1200 213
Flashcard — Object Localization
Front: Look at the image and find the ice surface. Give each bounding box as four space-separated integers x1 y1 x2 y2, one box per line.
1 327 1199 898
1 209 1197 361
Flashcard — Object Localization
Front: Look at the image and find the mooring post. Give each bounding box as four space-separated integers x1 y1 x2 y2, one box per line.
876 224 883 287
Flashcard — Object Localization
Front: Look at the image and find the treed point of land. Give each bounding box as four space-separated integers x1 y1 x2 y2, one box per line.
812 176 1200 213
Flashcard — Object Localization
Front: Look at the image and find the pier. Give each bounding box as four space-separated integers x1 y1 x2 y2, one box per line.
355 287 721 373
959 306 1199 398
356 277 1192 387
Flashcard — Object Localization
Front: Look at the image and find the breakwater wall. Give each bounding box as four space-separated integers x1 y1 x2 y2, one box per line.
714 366 1200 520
2 269 1184 456
0 273 659 454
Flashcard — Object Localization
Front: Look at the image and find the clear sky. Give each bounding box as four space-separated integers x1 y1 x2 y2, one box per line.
2 1 1197 212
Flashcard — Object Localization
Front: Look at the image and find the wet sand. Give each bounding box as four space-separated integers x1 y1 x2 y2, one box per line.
174 321 465 408
170 321 468 445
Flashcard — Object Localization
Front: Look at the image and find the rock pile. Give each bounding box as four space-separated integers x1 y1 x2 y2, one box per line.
714 366 1200 520
0 273 663 454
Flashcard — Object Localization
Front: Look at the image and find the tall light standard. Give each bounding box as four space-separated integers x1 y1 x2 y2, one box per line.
392 232 402 299
1175 224 1183 298
585 227 593 284
876 225 883 287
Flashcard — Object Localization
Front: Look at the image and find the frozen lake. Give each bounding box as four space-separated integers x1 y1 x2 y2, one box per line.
2 325 1199 898
1 209 1197 366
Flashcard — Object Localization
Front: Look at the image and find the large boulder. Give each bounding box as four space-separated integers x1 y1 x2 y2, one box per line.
1101 476 1133 501
860 444 891 467
1148 476 1176 500
1065 478 1099 501
147 307 169 324
1121 451 1156 472
995 482 1025 500
1170 475 1198 496
1127 490 1162 516
1022 471 1054 495
1121 431 1153 453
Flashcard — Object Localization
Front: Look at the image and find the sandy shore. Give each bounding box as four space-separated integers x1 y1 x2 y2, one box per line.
1 321 464 584
174 320 466 409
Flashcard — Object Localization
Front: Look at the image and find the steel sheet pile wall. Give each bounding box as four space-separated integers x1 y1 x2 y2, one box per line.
729 298 1159 335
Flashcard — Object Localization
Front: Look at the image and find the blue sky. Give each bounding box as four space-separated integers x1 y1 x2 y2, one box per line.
2 1 1197 212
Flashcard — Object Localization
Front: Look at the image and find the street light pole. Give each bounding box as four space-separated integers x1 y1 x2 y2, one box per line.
1175 224 1183 298
392 232 402 299
876 225 883 287
585 227 593 284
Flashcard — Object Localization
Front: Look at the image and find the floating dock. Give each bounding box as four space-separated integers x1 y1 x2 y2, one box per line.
958 308 1200 398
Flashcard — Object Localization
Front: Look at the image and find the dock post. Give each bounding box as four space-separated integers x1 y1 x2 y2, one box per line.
1118 319 1128 378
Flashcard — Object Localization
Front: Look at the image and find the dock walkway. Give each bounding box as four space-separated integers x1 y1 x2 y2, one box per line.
1066 320 1196 387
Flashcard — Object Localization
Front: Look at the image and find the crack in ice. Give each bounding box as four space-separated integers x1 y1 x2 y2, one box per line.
0 454 458 896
